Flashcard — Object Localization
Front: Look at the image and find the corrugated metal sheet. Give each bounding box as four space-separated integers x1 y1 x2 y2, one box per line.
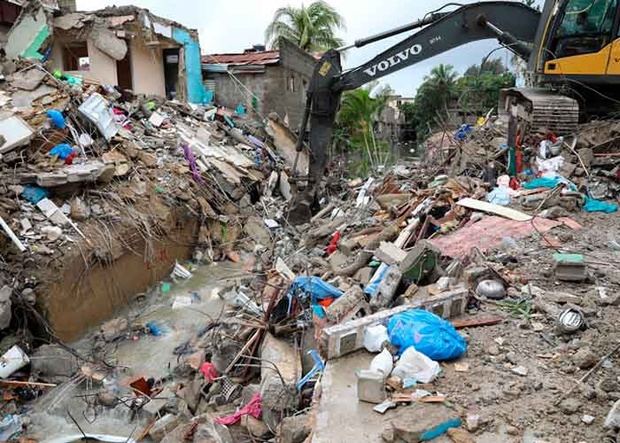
202 50 280 66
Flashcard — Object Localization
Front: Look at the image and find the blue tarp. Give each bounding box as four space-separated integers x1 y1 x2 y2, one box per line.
287 276 343 319
584 197 618 213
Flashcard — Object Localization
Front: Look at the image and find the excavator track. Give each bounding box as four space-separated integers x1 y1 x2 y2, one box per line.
501 88 579 135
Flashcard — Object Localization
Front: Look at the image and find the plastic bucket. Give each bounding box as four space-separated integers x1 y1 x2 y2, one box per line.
0 345 29 379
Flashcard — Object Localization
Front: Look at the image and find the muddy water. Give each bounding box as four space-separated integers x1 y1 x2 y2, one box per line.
27 262 246 442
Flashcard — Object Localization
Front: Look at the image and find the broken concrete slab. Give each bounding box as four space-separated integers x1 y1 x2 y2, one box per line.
35 161 116 187
321 287 467 359
325 286 369 324
265 113 308 176
383 404 461 442
374 241 407 265
53 12 91 31
90 22 128 60
29 344 79 383
0 116 35 154
5 6 51 61
11 84 57 108
260 333 301 385
9 67 46 91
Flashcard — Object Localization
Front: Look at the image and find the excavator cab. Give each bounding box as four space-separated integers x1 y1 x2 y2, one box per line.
538 0 620 77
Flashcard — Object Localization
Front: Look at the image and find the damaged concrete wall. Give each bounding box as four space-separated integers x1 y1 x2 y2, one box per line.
208 71 268 114
172 27 209 104
50 38 118 86
129 38 166 96
5 6 50 60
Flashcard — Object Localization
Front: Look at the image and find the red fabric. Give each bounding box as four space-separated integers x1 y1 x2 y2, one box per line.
215 393 262 425
64 152 77 165
199 362 219 382
317 298 335 308
325 231 341 255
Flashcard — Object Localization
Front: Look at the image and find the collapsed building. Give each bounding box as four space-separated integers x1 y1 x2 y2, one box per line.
4 0 210 103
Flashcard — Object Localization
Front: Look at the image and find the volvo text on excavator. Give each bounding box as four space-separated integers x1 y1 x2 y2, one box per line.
288 0 620 224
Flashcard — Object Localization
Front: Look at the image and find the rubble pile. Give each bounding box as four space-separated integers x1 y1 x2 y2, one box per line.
0 56 297 356
0 36 618 443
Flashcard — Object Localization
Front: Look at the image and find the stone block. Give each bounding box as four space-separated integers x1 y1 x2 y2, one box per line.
149 414 182 442
605 399 620 429
320 287 467 359
383 404 461 442
374 241 407 265
325 286 369 324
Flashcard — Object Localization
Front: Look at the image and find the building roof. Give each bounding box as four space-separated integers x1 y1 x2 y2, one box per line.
202 50 280 66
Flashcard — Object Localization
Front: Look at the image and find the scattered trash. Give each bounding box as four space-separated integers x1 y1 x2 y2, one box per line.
0 345 30 378
387 309 467 361
392 346 441 383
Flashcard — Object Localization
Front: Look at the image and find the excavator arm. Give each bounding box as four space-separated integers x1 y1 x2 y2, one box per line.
288 1 541 224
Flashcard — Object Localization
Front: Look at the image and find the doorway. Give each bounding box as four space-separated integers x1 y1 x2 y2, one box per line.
163 48 180 100
116 44 132 91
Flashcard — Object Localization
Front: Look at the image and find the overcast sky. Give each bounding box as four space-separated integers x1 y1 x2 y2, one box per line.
76 0 522 97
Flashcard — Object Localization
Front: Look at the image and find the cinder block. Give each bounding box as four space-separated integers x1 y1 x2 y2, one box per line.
374 241 407 265
320 287 468 359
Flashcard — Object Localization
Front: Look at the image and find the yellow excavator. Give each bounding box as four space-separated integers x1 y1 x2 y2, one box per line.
288 0 620 224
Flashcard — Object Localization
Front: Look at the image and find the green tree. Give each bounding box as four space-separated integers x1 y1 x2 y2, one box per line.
458 58 515 115
265 1 345 52
336 82 392 173
407 64 458 141
464 57 507 76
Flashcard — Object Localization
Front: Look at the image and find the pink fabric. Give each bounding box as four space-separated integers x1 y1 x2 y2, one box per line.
430 216 561 258
199 362 219 382
215 393 262 425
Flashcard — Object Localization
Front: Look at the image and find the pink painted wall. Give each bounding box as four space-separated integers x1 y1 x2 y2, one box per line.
129 38 166 96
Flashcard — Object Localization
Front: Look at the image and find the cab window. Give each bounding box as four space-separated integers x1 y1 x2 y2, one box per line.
551 0 618 57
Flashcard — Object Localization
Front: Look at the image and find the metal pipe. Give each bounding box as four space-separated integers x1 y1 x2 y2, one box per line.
480 17 533 60
336 12 448 52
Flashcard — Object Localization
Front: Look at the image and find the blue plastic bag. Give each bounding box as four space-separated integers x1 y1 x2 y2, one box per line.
46 109 66 129
49 143 74 159
287 276 343 303
584 197 618 213
387 309 467 361
21 185 49 204
287 276 343 318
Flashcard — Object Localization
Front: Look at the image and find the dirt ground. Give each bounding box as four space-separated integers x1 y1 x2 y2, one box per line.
437 212 620 443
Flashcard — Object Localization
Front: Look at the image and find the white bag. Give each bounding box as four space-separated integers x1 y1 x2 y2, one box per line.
392 346 441 383
369 348 393 377
363 324 389 353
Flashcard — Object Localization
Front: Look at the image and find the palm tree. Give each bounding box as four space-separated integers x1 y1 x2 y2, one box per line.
265 1 345 52
337 83 392 170
427 64 457 104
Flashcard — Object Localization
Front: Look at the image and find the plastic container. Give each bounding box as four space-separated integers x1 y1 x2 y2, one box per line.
0 345 30 379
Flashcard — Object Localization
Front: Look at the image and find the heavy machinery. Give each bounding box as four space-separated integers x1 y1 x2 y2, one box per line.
288 0 620 224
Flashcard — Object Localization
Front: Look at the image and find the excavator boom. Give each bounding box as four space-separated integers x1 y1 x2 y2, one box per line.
288 1 542 224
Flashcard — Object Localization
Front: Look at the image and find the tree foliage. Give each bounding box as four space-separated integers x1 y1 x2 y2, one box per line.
405 59 515 142
335 83 392 173
265 1 345 52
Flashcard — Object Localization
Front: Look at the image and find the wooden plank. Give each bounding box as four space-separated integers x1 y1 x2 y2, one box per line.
456 198 532 221
451 314 504 329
